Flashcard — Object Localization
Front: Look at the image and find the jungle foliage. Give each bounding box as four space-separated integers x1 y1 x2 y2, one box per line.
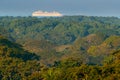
0 16 120 79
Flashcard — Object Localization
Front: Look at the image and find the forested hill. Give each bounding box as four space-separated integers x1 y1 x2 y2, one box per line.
0 16 120 45
0 16 120 79
0 34 120 79
0 16 120 65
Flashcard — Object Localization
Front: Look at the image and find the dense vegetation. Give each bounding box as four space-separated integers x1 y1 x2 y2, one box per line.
0 16 120 79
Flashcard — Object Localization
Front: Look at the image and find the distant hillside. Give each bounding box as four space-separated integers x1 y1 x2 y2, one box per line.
88 35 120 55
0 16 120 45
0 16 120 79
0 16 120 65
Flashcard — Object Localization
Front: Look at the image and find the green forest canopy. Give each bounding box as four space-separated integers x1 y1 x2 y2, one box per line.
0 16 120 79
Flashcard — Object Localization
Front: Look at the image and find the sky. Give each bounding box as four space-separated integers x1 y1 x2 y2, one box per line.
0 0 120 17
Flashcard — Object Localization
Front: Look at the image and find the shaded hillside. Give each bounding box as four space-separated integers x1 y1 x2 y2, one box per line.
0 35 42 80
0 35 40 61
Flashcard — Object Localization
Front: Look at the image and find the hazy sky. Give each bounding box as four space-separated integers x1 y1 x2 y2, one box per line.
0 0 120 16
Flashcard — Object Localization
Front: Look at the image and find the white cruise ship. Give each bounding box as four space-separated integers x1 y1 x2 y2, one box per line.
32 10 63 17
